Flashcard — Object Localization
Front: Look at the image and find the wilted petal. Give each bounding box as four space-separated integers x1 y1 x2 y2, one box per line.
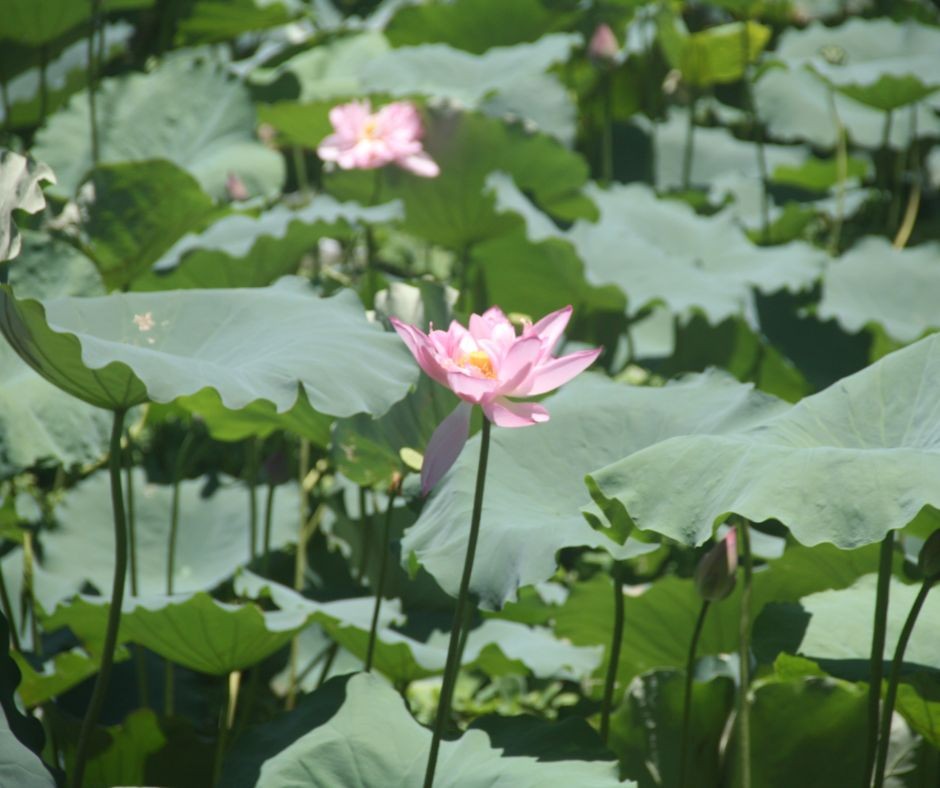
422 401 473 494
482 397 549 428
517 347 602 396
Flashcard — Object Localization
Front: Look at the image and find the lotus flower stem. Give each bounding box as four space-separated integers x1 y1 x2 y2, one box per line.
863 531 895 785
261 482 277 577
826 88 848 255
736 519 753 788
246 437 260 561
356 487 374 581
316 642 339 688
86 0 101 165
286 438 312 711
292 146 309 196
599 561 626 744
872 576 936 788
679 599 711 787
71 408 128 788
124 430 138 596
681 90 698 191
423 417 492 788
366 483 400 672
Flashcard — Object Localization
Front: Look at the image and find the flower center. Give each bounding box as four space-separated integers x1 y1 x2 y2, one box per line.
362 118 379 139
458 350 496 379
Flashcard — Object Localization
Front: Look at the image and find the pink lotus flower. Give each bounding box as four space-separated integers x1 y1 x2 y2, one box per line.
588 23 619 65
317 100 439 178
391 306 601 493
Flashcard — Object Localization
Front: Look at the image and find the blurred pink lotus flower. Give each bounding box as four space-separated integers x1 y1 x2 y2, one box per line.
391 305 601 493
317 100 439 177
588 23 619 65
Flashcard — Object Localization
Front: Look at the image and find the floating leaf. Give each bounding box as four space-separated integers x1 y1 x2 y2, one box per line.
589 333 940 548
659 16 771 87
0 278 417 414
817 237 940 343
403 372 782 609
34 53 284 200
0 151 54 263
251 673 629 787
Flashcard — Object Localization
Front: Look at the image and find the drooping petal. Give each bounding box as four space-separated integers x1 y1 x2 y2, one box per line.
398 151 440 178
482 397 550 428
389 318 449 386
421 401 473 495
516 347 603 396
527 305 573 352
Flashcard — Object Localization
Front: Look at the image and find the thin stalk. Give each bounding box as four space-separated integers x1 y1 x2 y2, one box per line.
125 430 138 596
601 73 613 185
212 672 238 786
365 486 400 673
863 532 895 786
38 45 48 124
316 642 339 688
736 519 753 788
23 532 39 655
599 562 625 745
87 0 101 164
260 483 276 577
679 600 711 788
246 438 259 561
681 90 698 190
740 21 769 243
872 577 936 788
1 78 10 132
423 418 491 788
70 409 128 788
356 487 373 581
292 146 309 196
826 88 848 255
892 105 920 250
286 438 312 711
167 430 196 594
0 558 20 652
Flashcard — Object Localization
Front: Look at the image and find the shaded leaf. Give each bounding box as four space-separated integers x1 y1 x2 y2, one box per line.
0 151 54 263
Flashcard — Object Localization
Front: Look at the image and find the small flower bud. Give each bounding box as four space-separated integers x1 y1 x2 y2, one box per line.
588 24 619 66
695 529 738 601
918 530 940 580
226 172 249 202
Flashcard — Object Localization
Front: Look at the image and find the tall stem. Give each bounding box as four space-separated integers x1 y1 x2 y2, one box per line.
38 45 48 124
872 577 935 788
70 409 128 788
679 599 711 788
287 438 312 711
87 0 101 165
826 88 848 255
739 20 769 243
736 519 753 788
601 73 613 186
292 146 309 196
261 483 277 577
0 559 20 652
599 562 625 744
863 532 895 785
125 430 138 596
423 418 491 788
365 485 399 673
167 430 195 595
681 91 698 191
246 438 259 561
356 487 373 581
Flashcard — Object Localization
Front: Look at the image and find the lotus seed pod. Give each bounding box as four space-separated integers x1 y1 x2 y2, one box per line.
694 529 739 601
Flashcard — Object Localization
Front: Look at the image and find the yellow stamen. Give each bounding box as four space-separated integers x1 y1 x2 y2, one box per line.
459 350 496 379
362 118 378 139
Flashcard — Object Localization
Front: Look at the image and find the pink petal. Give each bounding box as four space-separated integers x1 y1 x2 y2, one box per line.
446 370 499 403
496 336 543 394
517 347 602 396
316 134 346 163
398 151 440 178
528 305 573 351
482 398 550 428
390 318 449 386
422 401 473 495
329 101 371 137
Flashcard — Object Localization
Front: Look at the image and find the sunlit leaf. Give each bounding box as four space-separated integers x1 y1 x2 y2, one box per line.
0 151 54 263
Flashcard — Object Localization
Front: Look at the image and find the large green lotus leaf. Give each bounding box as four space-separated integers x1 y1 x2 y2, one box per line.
62 709 165 788
358 35 579 144
540 183 824 324
384 0 563 53
42 470 300 596
589 332 940 549
755 63 940 151
554 541 881 693
754 574 940 676
45 593 306 674
742 676 870 787
0 278 417 414
0 151 54 263
9 231 104 300
0 0 150 45
771 18 940 111
12 647 115 708
33 53 284 200
326 111 593 250
135 196 402 292
817 238 940 344
659 17 770 87
0 709 54 788
254 673 629 787
0 550 83 644
402 372 785 610
176 0 298 44
610 668 735 787
82 160 222 291
896 681 940 749
0 23 133 128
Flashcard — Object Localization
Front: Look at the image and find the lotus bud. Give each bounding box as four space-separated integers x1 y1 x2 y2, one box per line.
263 449 290 486
918 530 940 580
225 171 249 202
588 23 619 66
694 529 738 601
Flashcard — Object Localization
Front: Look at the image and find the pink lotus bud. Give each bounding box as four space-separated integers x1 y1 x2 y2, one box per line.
588 24 619 66
919 530 940 580
694 529 738 601
226 172 249 202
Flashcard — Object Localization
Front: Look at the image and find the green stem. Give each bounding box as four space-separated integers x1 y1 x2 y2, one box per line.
87 0 101 165
601 73 613 185
679 600 711 788
681 91 697 191
246 438 259 562
316 642 339 688
737 519 753 788
70 409 128 788
286 438 312 711
167 430 195 595
863 531 895 785
365 486 399 673
0 557 20 652
125 430 138 596
1 78 10 133
38 45 48 124
423 418 491 788
599 562 625 745
356 487 373 582
740 23 769 243
292 146 309 196
212 675 234 786
872 577 935 788
826 88 848 256
261 483 276 577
